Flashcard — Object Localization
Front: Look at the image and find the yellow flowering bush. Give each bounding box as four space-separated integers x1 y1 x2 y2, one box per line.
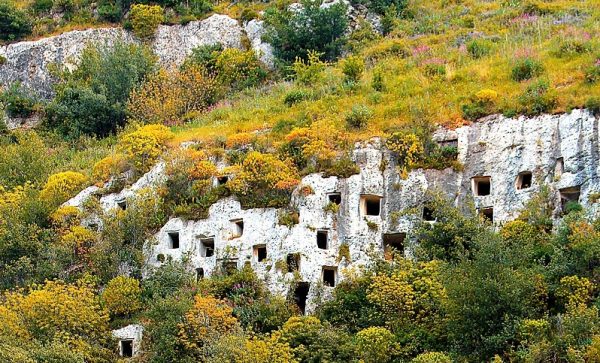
60 225 96 258
475 88 499 103
0 184 27 210
228 151 299 198
129 4 164 39
0 279 109 346
226 132 255 149
118 124 174 173
40 171 88 206
50 205 81 229
386 133 424 178
92 153 129 185
127 65 219 125
356 326 397 363
189 160 218 180
367 259 446 329
214 48 267 90
178 295 239 352
557 275 594 309
101 276 142 317
411 352 453 363
239 334 297 363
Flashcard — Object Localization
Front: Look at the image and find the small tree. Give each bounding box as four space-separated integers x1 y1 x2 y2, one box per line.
263 0 348 63
0 1 32 41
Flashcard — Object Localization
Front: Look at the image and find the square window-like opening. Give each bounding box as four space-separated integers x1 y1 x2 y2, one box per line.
560 186 581 212
231 219 244 238
322 267 337 287
480 207 494 223
200 238 214 257
168 231 180 249
217 176 229 185
116 199 127 211
516 172 533 190
254 245 267 262
120 340 133 357
360 194 382 216
383 233 405 260
423 206 435 221
472 176 491 196
317 230 328 249
196 267 204 280
328 193 342 205
287 253 300 273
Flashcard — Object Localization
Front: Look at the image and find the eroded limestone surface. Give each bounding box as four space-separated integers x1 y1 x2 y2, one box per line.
67 109 600 312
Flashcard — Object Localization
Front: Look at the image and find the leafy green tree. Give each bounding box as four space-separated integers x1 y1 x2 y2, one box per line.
45 41 156 138
0 1 32 41
263 0 348 63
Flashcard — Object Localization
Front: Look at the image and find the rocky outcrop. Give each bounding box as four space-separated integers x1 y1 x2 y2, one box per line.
66 110 600 313
0 14 246 99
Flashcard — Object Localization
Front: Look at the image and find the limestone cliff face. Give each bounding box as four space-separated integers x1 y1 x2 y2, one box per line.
65 109 600 312
0 14 265 100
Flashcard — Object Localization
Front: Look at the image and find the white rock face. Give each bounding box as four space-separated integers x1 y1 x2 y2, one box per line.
66 110 600 312
245 19 275 69
0 14 245 99
112 324 143 357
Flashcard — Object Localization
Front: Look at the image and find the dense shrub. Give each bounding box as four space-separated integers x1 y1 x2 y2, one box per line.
511 57 544 81
0 131 51 188
345 104 373 129
386 132 424 177
518 79 557 115
118 124 174 173
284 89 312 106
102 276 142 317
411 352 453 363
228 151 299 208
365 0 408 16
127 65 219 125
341 55 365 85
263 0 348 63
0 1 32 41
45 42 156 138
0 82 38 118
291 50 328 84
586 96 600 115
40 171 88 206
129 4 164 39
466 38 492 59
461 89 498 121
356 326 398 363
213 48 267 90
585 59 600 83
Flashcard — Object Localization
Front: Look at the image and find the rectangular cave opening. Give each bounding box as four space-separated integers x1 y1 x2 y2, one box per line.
555 157 564 178
316 230 329 250
383 233 405 260
423 205 435 221
200 238 214 257
120 339 133 358
472 176 491 196
293 282 310 315
231 218 244 237
360 194 382 216
196 267 204 280
116 199 127 211
168 231 180 249
217 175 229 185
480 207 494 223
560 186 581 212
328 193 342 205
287 253 300 273
517 171 533 190
254 244 267 262
322 267 337 287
